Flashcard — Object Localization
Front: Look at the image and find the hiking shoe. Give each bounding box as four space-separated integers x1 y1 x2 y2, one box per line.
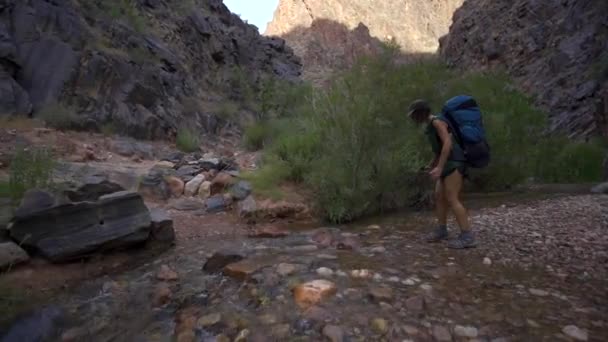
447 232 477 249
426 226 448 243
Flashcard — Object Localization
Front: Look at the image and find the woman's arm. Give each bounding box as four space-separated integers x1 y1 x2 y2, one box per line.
431 119 452 174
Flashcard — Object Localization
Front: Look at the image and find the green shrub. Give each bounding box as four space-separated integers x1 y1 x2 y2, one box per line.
254 43 605 222
241 156 291 200
8 147 55 202
175 127 200 152
37 103 80 130
243 122 273 151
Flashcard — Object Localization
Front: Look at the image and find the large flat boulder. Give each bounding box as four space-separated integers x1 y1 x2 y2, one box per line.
10 191 151 262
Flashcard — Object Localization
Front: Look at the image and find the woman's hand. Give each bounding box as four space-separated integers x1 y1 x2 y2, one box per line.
429 166 442 181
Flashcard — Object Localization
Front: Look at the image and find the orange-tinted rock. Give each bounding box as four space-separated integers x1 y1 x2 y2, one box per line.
165 176 185 197
152 283 172 307
174 306 200 342
157 264 179 281
248 225 289 238
223 257 273 281
210 172 237 195
293 279 337 309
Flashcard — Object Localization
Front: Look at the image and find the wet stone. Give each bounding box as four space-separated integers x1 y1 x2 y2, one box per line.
276 263 299 276
454 325 478 338
303 306 332 322
529 288 549 297
202 250 244 273
323 324 345 342
223 257 273 281
152 283 172 307
405 296 425 311
403 325 419 335
562 325 588 341
370 318 389 335
316 267 334 277
198 313 222 327
259 314 278 325
293 279 337 309
368 286 394 302
235 329 250 342
156 265 179 281
248 225 289 238
432 325 452 341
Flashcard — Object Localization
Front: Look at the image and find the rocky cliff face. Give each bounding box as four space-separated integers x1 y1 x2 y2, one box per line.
265 0 464 81
0 0 301 139
440 0 608 138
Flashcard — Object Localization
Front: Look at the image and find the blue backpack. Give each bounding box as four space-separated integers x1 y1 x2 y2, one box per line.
441 95 491 168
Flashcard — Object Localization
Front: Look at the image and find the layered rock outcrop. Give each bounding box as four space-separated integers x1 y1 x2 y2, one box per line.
265 0 464 81
0 0 301 139
440 0 608 138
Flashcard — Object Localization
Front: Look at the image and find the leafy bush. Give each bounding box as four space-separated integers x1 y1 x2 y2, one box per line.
8 147 55 202
243 122 273 151
175 127 200 152
252 43 606 222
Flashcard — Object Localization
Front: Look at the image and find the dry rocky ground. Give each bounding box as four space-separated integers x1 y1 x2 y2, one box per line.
0 123 607 342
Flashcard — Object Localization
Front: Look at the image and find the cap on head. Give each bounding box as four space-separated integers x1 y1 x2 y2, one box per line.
408 99 431 118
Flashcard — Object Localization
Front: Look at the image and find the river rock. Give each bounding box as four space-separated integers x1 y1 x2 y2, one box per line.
248 225 289 238
205 195 226 213
223 257 273 281
198 313 222 327
238 196 257 218
432 325 452 341
368 286 394 302
197 181 212 200
590 182 608 194
230 180 252 200
0 241 30 269
562 325 588 341
203 250 245 273
323 324 345 342
61 326 87 342
210 172 237 195
10 191 151 262
14 189 57 217
169 197 205 211
139 167 172 200
184 174 206 197
454 325 478 338
293 279 337 309
63 175 125 202
316 267 334 277
149 208 175 244
276 263 298 276
152 283 172 307
0 306 65 342
529 288 549 297
176 165 202 182
165 176 185 197
405 296 425 311
370 318 389 334
303 306 332 322
157 264 179 281
234 329 250 342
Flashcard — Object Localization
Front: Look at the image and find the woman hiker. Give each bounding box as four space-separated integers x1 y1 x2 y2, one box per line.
408 99 477 249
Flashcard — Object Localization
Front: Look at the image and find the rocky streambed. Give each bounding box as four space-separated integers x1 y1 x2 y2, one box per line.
1 194 607 342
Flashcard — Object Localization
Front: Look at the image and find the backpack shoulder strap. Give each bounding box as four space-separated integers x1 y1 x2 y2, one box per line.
442 110 465 147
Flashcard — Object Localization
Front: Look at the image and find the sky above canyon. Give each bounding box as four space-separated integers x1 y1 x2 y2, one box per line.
224 0 279 32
